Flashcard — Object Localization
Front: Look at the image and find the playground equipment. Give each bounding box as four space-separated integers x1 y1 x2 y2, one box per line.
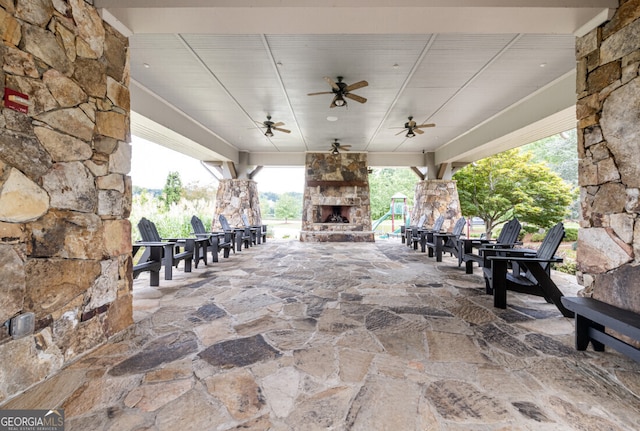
372 193 407 233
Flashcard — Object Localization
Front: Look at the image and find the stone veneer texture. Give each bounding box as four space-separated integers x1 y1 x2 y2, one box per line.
301 152 373 242
0 0 131 402
410 180 462 232
214 179 262 229
576 0 640 313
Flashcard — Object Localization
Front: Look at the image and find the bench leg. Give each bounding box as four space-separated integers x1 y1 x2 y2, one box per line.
149 246 162 286
162 244 174 280
575 314 605 352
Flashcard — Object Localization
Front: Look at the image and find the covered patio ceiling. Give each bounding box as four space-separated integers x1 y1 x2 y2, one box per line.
95 0 616 176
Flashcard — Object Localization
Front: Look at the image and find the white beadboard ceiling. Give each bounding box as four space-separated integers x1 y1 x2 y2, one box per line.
96 1 616 168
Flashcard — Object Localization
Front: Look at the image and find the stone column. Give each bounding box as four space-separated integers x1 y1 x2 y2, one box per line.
576 0 640 312
214 179 262 229
410 180 462 231
0 0 131 402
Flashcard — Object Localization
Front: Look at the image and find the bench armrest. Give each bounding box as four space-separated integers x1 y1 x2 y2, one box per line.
487 255 563 264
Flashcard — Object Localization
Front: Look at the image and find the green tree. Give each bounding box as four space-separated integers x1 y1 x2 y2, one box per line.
521 129 579 219
453 149 574 239
368 168 416 220
275 193 301 223
161 171 183 211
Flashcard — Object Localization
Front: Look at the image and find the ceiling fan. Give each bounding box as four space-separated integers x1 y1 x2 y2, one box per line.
308 76 368 108
330 139 351 155
256 115 291 137
393 116 436 138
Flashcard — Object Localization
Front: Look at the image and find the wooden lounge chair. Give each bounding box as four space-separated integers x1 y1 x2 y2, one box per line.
132 243 164 286
219 214 252 252
191 215 233 262
459 218 522 274
137 217 208 280
483 222 573 317
241 213 262 245
405 215 427 248
414 215 445 252
428 217 466 261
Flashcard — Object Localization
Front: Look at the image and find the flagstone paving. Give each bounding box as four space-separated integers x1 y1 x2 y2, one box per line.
4 239 640 430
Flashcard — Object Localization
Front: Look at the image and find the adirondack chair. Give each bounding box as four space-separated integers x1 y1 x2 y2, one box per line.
405 215 427 248
483 222 573 317
137 217 207 280
460 218 522 274
219 214 252 252
428 217 467 261
414 215 445 252
241 213 261 245
132 243 164 286
191 215 233 262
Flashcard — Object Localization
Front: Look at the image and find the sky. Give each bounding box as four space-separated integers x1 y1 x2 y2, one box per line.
130 136 304 194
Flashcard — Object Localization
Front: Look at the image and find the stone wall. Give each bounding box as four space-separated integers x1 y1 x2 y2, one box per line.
300 152 374 242
213 179 262 229
576 0 640 312
411 180 462 232
0 0 131 402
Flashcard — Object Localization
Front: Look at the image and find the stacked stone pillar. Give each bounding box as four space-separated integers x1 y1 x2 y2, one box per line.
576 0 640 312
410 180 462 231
0 0 131 402
214 179 262 229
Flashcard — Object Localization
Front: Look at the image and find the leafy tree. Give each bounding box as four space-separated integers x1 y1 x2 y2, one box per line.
453 149 574 239
521 129 579 219
160 171 183 211
275 193 302 223
368 168 416 220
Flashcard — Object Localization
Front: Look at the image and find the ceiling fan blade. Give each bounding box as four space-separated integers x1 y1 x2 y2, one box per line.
394 129 406 136
341 147 350 151
344 80 368 92
415 123 436 129
414 128 425 135
408 120 417 128
308 91 333 96
272 122 285 127
273 127 291 134
345 93 367 104
324 76 340 91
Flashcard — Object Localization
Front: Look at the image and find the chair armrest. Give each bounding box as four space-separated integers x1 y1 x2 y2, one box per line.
487 255 563 264
135 240 177 246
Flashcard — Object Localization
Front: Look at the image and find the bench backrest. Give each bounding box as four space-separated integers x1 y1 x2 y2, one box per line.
496 218 521 244
191 215 207 235
432 215 444 232
138 217 162 242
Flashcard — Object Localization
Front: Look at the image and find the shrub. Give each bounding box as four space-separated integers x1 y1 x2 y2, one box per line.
564 227 578 242
553 261 577 275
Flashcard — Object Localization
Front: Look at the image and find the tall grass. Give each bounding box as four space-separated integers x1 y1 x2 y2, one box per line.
130 194 215 241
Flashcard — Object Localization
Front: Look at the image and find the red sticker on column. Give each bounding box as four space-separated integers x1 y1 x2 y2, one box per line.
4 88 30 114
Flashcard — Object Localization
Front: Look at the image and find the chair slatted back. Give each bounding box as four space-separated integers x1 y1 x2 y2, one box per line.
496 218 521 244
241 213 251 228
432 215 444 232
138 217 162 242
536 222 565 261
523 222 565 283
219 214 232 231
451 217 466 237
191 216 207 235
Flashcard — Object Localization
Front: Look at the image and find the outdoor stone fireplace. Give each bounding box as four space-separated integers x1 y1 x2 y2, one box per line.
300 152 374 242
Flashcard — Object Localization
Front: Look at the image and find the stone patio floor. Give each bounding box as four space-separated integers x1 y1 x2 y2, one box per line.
4 239 640 430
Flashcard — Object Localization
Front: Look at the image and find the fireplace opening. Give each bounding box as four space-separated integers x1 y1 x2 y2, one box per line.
320 205 350 223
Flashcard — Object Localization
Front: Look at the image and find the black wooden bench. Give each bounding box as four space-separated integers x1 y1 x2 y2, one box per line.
191 215 233 262
561 296 640 362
